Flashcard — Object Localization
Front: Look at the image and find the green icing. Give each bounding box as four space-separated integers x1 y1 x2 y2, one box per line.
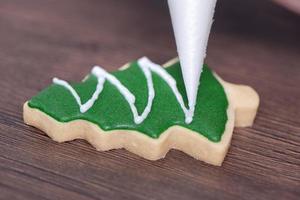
28 61 228 142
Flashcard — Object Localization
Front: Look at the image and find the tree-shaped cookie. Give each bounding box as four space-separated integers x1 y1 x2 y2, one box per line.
24 57 259 166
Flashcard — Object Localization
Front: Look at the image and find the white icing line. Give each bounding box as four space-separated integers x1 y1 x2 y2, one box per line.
53 77 105 113
138 57 193 123
53 57 194 124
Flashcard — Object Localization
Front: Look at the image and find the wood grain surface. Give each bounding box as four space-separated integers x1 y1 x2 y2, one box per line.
0 0 299 199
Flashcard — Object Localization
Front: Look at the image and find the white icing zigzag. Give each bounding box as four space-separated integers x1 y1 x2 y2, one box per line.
53 57 194 124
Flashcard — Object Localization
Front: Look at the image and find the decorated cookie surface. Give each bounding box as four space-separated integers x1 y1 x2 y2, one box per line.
24 57 259 166
28 58 228 142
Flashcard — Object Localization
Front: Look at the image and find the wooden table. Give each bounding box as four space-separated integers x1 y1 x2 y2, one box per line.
0 0 299 199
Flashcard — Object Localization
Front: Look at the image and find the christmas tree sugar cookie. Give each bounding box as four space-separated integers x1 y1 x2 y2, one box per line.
23 57 259 166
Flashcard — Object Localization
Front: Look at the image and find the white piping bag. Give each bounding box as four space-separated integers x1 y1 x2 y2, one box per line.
168 0 217 123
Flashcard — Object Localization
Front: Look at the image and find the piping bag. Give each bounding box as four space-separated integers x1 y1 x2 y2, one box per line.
168 0 217 123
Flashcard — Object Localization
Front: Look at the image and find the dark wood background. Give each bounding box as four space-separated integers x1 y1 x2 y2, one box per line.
0 0 299 199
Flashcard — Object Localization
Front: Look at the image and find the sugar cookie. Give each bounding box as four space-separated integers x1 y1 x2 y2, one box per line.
24 57 259 166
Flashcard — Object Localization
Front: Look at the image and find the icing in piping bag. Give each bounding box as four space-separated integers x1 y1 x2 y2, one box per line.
168 0 217 122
